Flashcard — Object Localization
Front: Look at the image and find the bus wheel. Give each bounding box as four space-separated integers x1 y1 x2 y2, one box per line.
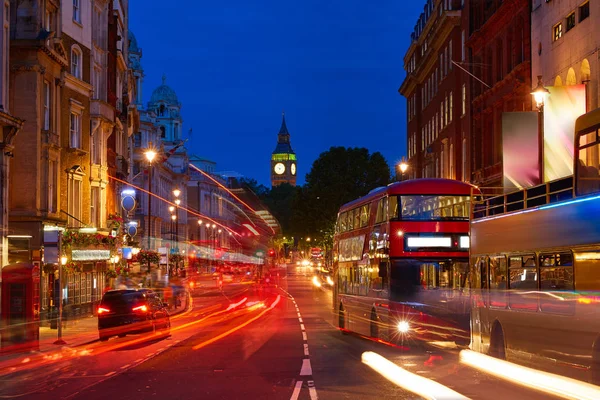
339 305 347 334
591 337 600 384
370 309 379 339
489 322 506 360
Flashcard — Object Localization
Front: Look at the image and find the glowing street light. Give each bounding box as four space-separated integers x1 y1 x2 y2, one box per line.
172 188 181 198
531 75 550 183
144 146 157 249
397 157 409 181
169 206 175 213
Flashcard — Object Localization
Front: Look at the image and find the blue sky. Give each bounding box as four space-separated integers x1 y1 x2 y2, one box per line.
130 1 424 186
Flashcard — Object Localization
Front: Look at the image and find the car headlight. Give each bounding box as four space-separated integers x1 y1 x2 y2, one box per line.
397 321 410 333
312 276 322 288
326 276 334 286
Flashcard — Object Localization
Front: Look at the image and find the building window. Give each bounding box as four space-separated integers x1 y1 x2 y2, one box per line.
566 12 576 31
449 40 453 70
553 23 563 42
461 30 465 61
160 126 166 138
70 112 81 148
71 47 82 79
449 91 453 122
48 159 57 213
73 0 81 23
43 81 50 130
449 143 454 179
68 176 82 227
91 187 100 227
462 138 467 181
580 2 590 22
462 84 466 115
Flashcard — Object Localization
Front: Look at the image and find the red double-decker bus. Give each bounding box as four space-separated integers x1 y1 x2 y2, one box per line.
333 178 479 345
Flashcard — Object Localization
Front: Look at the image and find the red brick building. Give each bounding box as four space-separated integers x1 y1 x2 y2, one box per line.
400 0 532 189
400 0 468 181
466 0 532 188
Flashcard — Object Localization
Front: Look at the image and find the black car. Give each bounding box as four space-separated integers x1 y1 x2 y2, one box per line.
97 289 170 341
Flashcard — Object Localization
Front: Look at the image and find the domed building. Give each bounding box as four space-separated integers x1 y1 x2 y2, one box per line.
128 30 144 107
148 75 183 144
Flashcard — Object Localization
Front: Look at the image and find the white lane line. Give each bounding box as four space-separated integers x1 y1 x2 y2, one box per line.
302 331 307 341
300 324 305 331
297 313 301 317
104 371 116 377
120 364 131 370
299 317 303 323
146 353 154 357
304 344 309 356
135 358 144 363
300 359 313 376
307 380 318 400
289 380 303 400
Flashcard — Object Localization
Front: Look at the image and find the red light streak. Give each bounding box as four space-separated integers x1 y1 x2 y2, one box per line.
107 174 240 236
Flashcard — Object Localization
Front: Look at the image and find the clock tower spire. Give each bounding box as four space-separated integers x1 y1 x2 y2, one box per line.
271 111 297 187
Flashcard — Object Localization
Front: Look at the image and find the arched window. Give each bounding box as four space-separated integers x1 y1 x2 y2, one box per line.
174 123 179 139
71 46 82 79
566 68 577 85
581 58 591 83
554 76 563 86
160 126 166 138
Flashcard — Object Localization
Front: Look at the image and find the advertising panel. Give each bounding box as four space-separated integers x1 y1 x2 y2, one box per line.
502 112 540 191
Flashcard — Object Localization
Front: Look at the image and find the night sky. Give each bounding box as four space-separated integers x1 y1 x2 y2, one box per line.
130 1 425 186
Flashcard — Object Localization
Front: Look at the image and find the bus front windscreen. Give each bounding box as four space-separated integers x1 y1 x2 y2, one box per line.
393 195 471 221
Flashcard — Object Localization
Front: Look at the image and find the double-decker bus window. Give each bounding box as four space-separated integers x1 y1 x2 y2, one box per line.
388 196 398 220
490 256 507 289
347 210 355 231
375 198 387 224
353 208 360 230
340 212 347 232
574 252 600 290
539 253 573 291
576 129 600 196
509 255 538 290
359 205 369 227
472 257 488 289
398 195 470 221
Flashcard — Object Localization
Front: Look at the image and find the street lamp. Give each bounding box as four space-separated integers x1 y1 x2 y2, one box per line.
397 157 409 181
144 147 157 249
531 75 550 184
196 219 202 243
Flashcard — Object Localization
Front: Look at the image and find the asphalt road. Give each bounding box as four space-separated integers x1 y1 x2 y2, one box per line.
0 267 561 399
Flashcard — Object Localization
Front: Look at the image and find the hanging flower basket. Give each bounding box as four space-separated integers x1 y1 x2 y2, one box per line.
169 254 185 264
62 230 117 249
115 265 130 277
43 263 57 274
107 213 124 225
105 268 118 279
62 262 83 274
135 250 160 265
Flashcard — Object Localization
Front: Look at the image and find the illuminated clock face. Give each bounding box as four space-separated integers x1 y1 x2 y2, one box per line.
274 162 285 175
291 163 296 175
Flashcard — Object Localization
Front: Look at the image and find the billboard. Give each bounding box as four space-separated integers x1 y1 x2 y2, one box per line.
502 112 540 191
543 85 586 182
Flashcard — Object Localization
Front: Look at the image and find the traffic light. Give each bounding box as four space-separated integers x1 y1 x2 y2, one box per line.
268 249 276 257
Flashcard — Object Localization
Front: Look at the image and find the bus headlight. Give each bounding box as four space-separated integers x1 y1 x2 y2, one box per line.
397 321 410 333
326 276 334 286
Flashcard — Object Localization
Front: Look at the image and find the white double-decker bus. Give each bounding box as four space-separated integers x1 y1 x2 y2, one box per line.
470 107 600 384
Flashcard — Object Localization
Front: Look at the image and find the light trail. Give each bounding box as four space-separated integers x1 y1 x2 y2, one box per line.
460 350 600 400
192 295 281 351
362 351 470 400
107 174 239 236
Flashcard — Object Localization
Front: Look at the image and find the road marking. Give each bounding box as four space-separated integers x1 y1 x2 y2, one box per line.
120 364 131 369
146 353 154 357
299 317 303 323
290 380 303 400
304 344 309 356
297 313 301 317
104 371 116 377
300 359 313 376
307 380 318 400
302 332 307 341
135 358 144 363
300 324 305 331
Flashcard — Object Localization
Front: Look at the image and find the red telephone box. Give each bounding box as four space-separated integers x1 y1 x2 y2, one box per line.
1 263 40 350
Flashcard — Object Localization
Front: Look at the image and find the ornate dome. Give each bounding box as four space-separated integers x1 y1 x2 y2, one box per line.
149 75 179 106
128 30 139 53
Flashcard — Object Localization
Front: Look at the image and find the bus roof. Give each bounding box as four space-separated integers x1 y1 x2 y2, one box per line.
575 106 600 134
339 178 479 212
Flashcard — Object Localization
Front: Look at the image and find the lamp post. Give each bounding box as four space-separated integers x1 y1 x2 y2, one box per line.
196 219 202 243
144 147 157 249
398 158 409 181
54 251 68 345
531 75 550 184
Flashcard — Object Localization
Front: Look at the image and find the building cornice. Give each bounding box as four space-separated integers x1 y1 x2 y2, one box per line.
64 72 94 97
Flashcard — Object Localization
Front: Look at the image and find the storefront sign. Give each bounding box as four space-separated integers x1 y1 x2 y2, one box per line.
72 249 111 261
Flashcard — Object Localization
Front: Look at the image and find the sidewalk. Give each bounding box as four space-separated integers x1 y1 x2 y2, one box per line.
0 291 190 367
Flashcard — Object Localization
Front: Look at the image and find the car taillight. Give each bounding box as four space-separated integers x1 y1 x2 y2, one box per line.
98 307 110 314
132 305 148 312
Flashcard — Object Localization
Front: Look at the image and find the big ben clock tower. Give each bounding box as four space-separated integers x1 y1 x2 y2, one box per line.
271 112 297 187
